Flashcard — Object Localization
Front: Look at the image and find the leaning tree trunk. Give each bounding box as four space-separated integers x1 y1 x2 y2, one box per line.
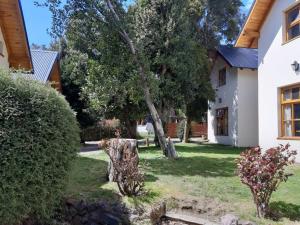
183 117 191 143
106 0 177 159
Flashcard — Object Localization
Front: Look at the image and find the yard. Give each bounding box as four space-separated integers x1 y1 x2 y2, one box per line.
66 143 300 225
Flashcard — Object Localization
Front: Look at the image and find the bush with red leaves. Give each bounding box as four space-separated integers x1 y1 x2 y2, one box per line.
237 144 297 218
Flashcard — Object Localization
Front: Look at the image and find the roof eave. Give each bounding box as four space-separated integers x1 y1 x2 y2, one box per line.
18 0 33 71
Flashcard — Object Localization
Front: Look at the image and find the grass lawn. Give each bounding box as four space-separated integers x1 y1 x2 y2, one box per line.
66 143 300 225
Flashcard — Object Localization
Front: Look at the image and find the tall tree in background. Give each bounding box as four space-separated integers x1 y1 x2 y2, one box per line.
37 0 243 154
37 0 177 158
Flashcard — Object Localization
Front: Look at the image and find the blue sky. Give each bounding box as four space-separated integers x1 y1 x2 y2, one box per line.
21 0 254 46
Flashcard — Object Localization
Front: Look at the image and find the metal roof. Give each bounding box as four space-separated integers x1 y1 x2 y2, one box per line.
30 50 59 83
217 45 258 69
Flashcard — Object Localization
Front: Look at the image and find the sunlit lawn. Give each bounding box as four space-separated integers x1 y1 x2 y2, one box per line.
66 143 300 225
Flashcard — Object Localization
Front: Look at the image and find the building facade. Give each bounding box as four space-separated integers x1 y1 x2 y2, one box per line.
208 46 258 147
236 0 300 162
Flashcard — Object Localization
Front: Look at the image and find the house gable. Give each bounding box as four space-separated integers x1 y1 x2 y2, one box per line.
235 0 275 48
0 0 33 70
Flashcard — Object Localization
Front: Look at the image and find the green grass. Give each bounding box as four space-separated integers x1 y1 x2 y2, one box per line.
66 143 300 225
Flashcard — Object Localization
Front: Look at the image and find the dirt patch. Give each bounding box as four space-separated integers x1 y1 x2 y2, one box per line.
161 217 191 225
165 196 229 223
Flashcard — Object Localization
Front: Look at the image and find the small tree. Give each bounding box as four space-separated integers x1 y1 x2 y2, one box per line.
237 145 297 218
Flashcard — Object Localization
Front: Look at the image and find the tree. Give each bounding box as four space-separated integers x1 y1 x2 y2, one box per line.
37 0 178 158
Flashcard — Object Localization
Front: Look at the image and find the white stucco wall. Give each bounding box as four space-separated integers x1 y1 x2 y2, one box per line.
0 26 9 69
258 0 300 162
237 68 258 147
208 57 239 146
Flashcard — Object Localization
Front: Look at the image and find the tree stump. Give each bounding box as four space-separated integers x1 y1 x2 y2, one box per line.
102 138 144 196
103 139 138 182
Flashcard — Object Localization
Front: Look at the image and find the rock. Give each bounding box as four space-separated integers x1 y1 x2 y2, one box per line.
238 220 257 225
221 214 239 225
71 215 82 225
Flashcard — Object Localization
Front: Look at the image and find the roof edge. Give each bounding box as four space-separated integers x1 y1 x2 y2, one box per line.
18 0 33 71
234 0 256 47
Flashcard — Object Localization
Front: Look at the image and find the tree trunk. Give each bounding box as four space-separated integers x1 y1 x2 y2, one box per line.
256 203 268 218
106 0 177 158
183 117 191 143
144 88 177 158
124 119 137 139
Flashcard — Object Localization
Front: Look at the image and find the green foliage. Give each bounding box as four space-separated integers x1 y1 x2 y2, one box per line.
0 70 80 224
133 0 215 121
39 0 242 134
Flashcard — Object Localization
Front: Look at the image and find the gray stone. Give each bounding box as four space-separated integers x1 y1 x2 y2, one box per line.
221 214 239 225
238 220 257 225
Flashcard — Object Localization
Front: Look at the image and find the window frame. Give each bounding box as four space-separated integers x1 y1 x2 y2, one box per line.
280 84 300 139
218 67 226 87
216 107 228 136
285 3 300 43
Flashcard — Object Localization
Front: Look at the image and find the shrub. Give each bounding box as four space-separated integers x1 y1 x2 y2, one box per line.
237 144 297 218
0 71 80 224
80 125 116 142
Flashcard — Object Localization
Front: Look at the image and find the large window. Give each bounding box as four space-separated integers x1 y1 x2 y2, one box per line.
281 85 300 137
218 68 226 87
216 108 228 136
285 4 300 42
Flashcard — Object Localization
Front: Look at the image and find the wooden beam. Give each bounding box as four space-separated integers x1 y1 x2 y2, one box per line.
244 30 260 38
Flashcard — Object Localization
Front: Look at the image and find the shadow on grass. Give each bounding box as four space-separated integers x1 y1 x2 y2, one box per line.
68 155 160 201
270 201 300 221
139 144 245 155
177 144 245 155
141 156 237 177
67 156 120 202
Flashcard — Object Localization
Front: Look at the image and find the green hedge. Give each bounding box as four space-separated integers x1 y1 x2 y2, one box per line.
0 71 80 224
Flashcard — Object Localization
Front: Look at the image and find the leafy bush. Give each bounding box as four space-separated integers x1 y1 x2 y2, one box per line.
237 145 297 218
0 71 80 224
80 126 116 142
80 124 128 142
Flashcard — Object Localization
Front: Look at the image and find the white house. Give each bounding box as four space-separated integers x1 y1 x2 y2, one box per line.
235 0 300 162
208 46 258 147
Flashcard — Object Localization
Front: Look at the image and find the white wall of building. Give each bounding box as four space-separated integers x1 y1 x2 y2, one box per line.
258 0 300 162
237 68 258 147
208 57 259 147
0 26 9 69
208 57 239 146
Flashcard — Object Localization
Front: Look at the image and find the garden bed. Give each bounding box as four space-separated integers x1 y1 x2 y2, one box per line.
66 143 300 225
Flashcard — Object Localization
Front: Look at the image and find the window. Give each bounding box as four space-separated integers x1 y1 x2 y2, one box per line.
216 108 228 136
281 85 300 137
218 68 226 87
285 4 300 41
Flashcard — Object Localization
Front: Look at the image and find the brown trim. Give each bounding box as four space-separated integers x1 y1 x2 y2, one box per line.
280 84 300 138
277 137 300 140
284 2 300 43
215 107 229 137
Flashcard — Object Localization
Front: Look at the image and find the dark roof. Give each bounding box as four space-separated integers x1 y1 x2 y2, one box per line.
217 45 258 69
30 50 59 83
